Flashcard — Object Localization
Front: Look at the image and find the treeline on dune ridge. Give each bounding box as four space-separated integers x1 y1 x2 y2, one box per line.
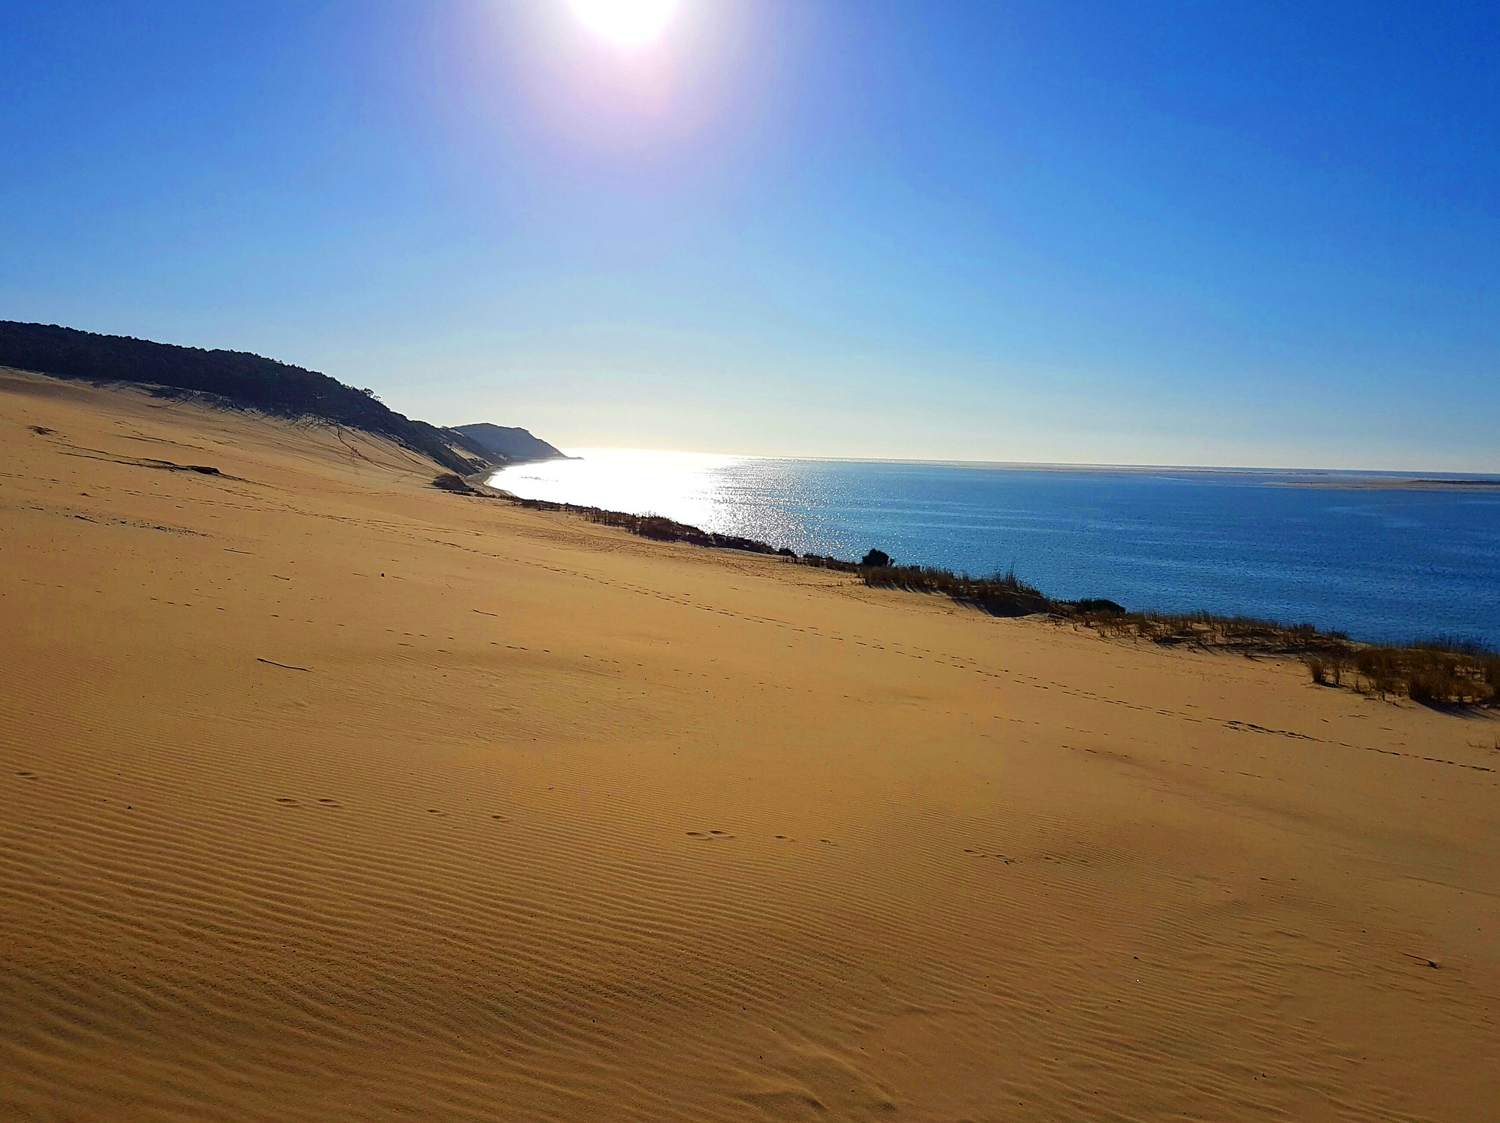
441 477 1499 707
0 321 495 475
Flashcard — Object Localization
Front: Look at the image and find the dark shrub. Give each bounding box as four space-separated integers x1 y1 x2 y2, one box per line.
860 549 892 568
1074 598 1125 615
1408 671 1434 703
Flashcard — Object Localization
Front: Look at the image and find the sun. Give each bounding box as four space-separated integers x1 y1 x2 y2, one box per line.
567 0 681 47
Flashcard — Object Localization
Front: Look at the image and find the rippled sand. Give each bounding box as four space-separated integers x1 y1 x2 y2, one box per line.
3 368 1497 1121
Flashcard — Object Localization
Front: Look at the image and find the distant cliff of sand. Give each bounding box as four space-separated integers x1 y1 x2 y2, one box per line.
451 422 568 464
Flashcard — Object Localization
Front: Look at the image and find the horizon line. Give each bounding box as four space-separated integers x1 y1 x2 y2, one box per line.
524 448 1500 480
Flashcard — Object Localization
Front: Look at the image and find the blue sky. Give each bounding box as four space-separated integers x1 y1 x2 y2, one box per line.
3 1 1497 469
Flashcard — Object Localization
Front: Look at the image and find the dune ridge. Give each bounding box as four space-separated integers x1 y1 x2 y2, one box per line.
2 368 1498 1121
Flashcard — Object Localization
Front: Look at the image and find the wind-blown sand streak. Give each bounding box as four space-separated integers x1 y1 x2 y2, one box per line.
2 368 1497 1121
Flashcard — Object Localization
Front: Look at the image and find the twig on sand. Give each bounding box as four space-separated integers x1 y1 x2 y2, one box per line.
257 657 309 672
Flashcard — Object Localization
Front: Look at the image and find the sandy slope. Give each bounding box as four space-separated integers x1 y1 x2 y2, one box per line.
2 368 1497 1122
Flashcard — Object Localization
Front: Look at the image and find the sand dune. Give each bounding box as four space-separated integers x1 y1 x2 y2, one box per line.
2 368 1497 1121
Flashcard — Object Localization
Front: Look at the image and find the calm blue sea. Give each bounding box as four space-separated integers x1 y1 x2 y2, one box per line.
490 451 1500 647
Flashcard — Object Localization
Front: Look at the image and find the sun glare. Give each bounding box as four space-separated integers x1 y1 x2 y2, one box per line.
567 0 681 47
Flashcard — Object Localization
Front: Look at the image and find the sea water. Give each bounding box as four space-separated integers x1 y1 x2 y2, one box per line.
490 451 1500 647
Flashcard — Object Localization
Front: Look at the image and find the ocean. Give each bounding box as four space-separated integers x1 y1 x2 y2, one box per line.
489 451 1500 647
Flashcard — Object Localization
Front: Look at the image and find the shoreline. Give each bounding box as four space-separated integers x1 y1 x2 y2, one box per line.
477 460 1500 652
453 470 1498 691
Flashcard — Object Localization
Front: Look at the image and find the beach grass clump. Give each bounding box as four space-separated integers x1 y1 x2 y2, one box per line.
798 553 862 573
1344 642 1497 705
1113 611 1338 656
861 563 1052 617
1307 655 1349 686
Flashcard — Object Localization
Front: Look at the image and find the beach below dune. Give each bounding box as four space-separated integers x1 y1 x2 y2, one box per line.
2 368 1499 1122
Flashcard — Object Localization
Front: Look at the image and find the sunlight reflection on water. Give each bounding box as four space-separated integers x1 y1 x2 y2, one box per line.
490 449 747 533
488 451 1500 645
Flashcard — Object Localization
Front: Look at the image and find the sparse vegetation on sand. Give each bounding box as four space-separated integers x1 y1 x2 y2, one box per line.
861 564 1054 617
1305 640 1498 706
1078 612 1496 704
893 576 1497 705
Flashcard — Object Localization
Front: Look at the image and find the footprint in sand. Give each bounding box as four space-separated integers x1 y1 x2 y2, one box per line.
275 797 299 805
686 830 737 840
427 809 446 816
16 771 38 780
964 848 1014 863
317 798 342 808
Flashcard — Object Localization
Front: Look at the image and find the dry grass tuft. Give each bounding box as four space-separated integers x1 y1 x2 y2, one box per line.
862 565 1052 617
